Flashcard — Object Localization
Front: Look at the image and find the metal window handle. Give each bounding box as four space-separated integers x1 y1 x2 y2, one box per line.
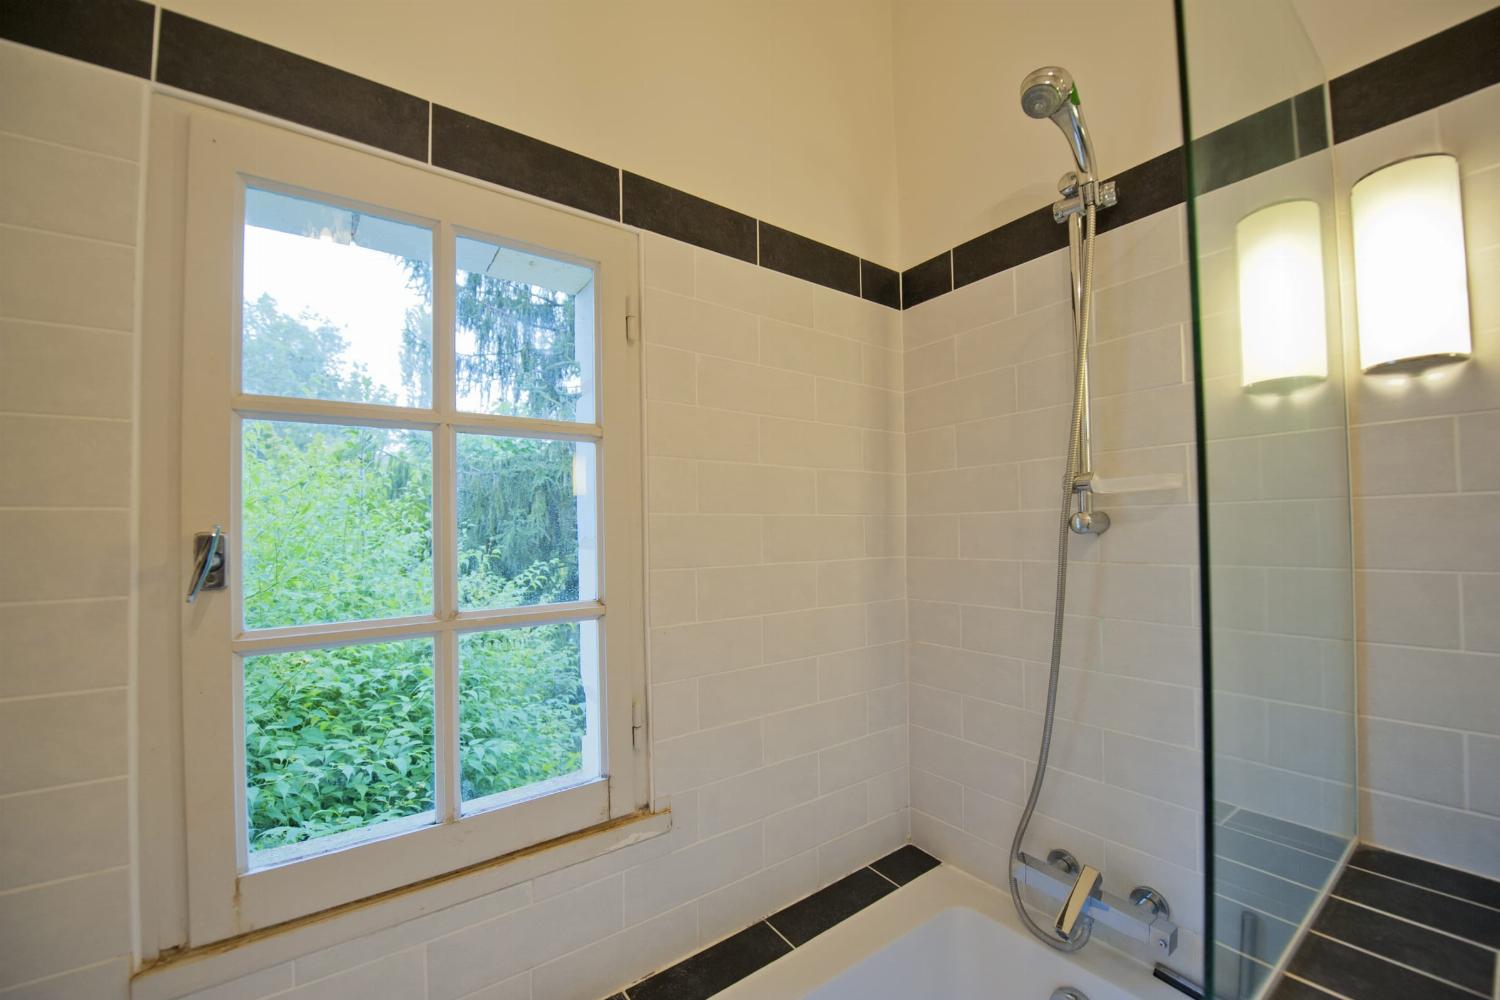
186 525 227 604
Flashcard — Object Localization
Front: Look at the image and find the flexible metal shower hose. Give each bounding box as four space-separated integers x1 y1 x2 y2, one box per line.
1007 199 1098 952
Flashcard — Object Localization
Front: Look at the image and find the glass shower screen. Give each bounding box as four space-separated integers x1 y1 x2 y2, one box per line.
1176 2 1359 996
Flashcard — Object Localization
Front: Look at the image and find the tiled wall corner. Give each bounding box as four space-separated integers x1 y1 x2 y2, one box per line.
0 39 145 999
900 203 1208 969
1337 81 1500 877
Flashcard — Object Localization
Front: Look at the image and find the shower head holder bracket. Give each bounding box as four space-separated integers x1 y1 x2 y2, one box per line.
1053 178 1117 223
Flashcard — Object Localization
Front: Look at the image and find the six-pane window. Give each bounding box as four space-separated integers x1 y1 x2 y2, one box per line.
237 187 607 867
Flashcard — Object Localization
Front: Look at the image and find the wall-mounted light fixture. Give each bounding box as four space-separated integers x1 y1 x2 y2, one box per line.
1351 154 1472 372
1236 199 1328 388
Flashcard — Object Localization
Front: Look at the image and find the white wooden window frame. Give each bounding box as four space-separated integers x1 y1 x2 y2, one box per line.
178 112 646 946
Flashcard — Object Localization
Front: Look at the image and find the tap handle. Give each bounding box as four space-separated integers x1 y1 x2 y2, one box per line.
1055 864 1103 938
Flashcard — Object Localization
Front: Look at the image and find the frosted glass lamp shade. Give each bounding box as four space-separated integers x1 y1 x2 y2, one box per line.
1236 199 1328 388
1351 154 1472 372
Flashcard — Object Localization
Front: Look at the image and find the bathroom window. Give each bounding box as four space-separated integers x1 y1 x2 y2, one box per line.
177 113 644 944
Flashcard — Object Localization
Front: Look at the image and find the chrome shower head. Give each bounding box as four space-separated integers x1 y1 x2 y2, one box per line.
1020 66 1074 120
1019 65 1097 182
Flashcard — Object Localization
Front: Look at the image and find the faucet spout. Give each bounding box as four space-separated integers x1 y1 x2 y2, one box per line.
1055 864 1102 939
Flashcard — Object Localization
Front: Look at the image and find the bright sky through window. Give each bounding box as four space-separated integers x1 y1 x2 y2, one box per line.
242 226 425 404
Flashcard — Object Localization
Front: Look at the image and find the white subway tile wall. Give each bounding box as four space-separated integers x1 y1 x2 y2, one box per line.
5 33 1496 1000
1191 145 1361 847
118 225 908 999
901 204 1210 967
1339 82 1500 877
0 40 143 998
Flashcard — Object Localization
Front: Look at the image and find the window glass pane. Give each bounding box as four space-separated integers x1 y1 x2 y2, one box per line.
457 434 595 610
458 622 599 812
244 638 435 866
454 235 595 422
243 420 433 629
243 187 432 408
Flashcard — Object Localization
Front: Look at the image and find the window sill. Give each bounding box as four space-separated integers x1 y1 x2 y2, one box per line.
133 808 672 1000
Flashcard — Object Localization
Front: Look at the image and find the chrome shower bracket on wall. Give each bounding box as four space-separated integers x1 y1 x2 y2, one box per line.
1056 171 1118 536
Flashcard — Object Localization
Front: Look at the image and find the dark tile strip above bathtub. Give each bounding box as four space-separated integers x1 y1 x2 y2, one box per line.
1268 977 1339 1000
900 251 952 309
1276 847 1500 999
622 172 757 263
766 867 897 946
1349 844 1500 909
1222 807 1346 861
432 105 620 221
1287 934 1476 1000
758 222 860 297
613 846 939 1000
1312 896 1495 995
1329 5 1500 144
156 12 429 163
870 843 941 885
0 0 153 77
1333 865 1500 948
627 922 791 1000
860 259 900 310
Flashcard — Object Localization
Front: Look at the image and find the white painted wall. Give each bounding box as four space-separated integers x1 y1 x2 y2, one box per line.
893 0 1500 269
889 0 1182 269
156 0 903 267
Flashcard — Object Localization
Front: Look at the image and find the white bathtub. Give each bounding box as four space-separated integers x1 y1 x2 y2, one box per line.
718 865 1186 1000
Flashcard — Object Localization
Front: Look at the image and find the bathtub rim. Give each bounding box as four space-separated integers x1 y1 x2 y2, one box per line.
717 862 1187 999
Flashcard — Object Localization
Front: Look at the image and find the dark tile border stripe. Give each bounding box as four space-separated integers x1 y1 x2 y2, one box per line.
1268 976 1340 1000
1333 866 1500 948
900 251 951 310
614 846 938 1000
860 259 900 310
870 843 941 885
758 222 860 297
953 205 1063 291
0 0 153 77
1329 5 1500 144
626 923 790 1000
622 173 756 263
9 1 1496 312
1311 896 1496 995
432 105 619 221
1286 933 1477 1000
1098 145 1189 232
156 12 429 163
1349 844 1500 910
1275 845 1500 999
910 4 1498 308
1 0 902 305
766 867 897 946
